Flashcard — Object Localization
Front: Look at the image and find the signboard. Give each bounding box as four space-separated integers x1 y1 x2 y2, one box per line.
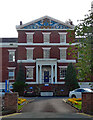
5 80 9 92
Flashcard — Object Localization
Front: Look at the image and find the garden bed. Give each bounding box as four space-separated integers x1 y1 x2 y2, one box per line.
66 98 82 111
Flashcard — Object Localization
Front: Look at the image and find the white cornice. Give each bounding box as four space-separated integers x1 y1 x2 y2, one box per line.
17 43 78 46
17 29 74 31
58 59 76 63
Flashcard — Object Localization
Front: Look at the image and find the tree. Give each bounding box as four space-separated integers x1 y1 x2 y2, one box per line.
68 11 93 83
13 63 28 96
65 63 80 91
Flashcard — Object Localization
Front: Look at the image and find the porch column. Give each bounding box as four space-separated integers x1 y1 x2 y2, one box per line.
39 65 42 84
51 65 54 84
36 64 38 83
55 64 57 83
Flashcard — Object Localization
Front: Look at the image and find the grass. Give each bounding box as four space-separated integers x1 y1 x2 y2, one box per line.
18 105 23 111
73 101 82 110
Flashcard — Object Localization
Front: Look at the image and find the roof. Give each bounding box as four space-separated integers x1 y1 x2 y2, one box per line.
16 15 75 30
0 38 18 43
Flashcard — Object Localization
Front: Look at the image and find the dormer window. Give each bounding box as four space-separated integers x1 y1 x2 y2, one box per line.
26 32 34 43
42 32 51 43
58 32 67 43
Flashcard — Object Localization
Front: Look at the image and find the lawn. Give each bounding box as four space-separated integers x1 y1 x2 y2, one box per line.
18 105 23 111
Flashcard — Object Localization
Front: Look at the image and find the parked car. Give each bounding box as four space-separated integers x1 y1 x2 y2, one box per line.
69 88 93 98
0 89 5 97
24 89 36 97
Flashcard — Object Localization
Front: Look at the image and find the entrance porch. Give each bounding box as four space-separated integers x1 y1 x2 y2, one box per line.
36 59 57 84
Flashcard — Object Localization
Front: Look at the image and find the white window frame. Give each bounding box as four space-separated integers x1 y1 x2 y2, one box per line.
59 66 67 79
42 32 51 43
26 32 34 43
25 66 34 79
8 50 16 62
59 47 67 60
26 47 34 60
58 32 67 43
42 47 51 58
7 67 16 80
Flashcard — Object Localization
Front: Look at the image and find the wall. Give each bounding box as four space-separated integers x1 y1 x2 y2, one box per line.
82 92 93 115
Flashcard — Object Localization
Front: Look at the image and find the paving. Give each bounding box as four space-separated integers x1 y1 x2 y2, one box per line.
1 97 93 119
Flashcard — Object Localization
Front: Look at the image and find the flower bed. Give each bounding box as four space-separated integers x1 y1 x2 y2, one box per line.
18 98 26 105
67 98 82 110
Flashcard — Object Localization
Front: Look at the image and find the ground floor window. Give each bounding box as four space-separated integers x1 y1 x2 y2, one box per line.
26 66 34 79
59 66 67 79
8 69 15 80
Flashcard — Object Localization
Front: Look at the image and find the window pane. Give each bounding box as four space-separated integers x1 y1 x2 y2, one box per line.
27 34 33 43
44 49 50 58
60 49 66 59
9 51 15 62
8 69 14 80
60 34 66 43
43 34 50 43
26 68 33 79
60 68 67 78
27 49 33 59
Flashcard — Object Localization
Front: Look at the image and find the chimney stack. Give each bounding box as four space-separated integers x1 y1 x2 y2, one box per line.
20 21 22 25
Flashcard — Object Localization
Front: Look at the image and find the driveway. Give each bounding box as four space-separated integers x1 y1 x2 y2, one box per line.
1 97 93 119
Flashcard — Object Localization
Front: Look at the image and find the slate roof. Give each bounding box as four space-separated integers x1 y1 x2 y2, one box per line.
0 38 18 43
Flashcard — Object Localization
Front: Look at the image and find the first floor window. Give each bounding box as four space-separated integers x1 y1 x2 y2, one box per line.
8 50 16 62
26 67 34 79
8 69 15 80
43 48 51 58
59 67 67 79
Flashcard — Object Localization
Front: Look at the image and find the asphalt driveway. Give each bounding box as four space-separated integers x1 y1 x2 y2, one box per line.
1 97 93 119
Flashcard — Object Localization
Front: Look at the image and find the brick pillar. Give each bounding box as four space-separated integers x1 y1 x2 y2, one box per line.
82 92 93 115
4 92 18 112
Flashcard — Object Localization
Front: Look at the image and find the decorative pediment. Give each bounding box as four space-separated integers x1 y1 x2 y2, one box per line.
16 16 74 30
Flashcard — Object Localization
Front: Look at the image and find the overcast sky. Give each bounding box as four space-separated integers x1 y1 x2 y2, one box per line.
0 0 92 38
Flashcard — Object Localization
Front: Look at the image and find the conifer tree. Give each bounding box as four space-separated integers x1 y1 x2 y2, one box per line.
65 63 80 91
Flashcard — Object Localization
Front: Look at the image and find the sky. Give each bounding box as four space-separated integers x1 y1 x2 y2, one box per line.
0 0 92 38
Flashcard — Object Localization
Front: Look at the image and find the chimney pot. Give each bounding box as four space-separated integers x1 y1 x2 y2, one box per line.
20 21 22 25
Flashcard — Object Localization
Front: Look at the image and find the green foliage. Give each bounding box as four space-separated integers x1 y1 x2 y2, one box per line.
13 63 28 96
68 11 93 81
65 63 80 91
16 63 25 82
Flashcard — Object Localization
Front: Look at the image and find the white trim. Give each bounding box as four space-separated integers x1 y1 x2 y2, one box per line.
7 67 16 69
8 49 16 51
17 60 35 63
25 32 34 34
42 47 51 50
25 82 38 84
58 66 67 68
42 32 51 34
58 32 67 34
17 43 78 46
17 29 74 31
25 47 34 50
26 78 33 80
59 47 68 50
25 66 35 68
58 59 76 63
56 82 65 84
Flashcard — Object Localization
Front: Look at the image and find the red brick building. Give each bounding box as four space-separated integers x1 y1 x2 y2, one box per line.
1 16 92 96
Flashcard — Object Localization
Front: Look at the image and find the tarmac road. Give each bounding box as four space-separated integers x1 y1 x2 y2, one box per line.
1 97 93 120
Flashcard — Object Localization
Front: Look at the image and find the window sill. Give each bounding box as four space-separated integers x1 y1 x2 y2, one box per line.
26 78 33 79
60 78 65 79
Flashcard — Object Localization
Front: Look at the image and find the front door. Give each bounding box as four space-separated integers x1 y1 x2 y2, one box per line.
44 71 49 83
